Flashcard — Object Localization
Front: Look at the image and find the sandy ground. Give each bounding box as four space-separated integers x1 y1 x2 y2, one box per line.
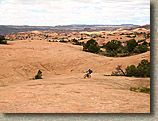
0 40 150 113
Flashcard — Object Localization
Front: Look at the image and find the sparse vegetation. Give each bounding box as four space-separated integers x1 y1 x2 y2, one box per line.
102 39 149 57
130 87 150 94
126 59 150 77
4 25 150 58
73 41 84 46
83 39 100 53
126 39 138 53
104 40 122 52
0 35 7 44
103 40 122 57
34 70 42 79
133 44 149 54
72 38 78 43
111 59 150 77
59 40 68 43
111 65 126 76
126 35 132 38
80 37 84 40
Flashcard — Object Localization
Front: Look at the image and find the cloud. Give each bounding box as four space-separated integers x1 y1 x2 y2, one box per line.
0 0 150 26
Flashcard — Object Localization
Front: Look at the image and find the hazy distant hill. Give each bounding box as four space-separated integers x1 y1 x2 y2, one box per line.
55 24 138 27
121 24 150 30
0 25 55 35
0 24 144 35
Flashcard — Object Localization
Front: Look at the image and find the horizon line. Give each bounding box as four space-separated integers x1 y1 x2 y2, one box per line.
0 23 150 27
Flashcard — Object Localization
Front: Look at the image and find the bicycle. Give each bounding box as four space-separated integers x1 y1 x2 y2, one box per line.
83 72 91 79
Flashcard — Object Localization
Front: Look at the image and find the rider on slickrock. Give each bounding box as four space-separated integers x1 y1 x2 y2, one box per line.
86 69 93 78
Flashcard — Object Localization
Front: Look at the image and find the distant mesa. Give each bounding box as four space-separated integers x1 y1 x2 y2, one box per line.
0 24 149 35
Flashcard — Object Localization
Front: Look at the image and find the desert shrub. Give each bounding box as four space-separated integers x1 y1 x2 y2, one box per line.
130 87 150 94
107 50 118 57
126 39 138 53
86 43 100 53
83 39 100 53
146 33 150 39
35 70 42 79
138 87 150 93
80 37 83 40
126 35 132 38
72 38 78 42
133 47 140 54
45 35 49 38
117 52 130 57
133 44 149 54
0 40 7 44
0 35 5 40
103 40 124 57
0 35 7 44
60 40 68 43
126 33 133 35
111 60 150 77
125 65 137 77
142 40 148 46
104 40 122 52
111 65 125 76
138 39 146 43
137 59 150 77
125 59 150 77
73 42 84 45
130 87 137 91
132 35 136 38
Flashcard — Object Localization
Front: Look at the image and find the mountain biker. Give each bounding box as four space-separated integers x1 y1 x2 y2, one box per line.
86 69 93 78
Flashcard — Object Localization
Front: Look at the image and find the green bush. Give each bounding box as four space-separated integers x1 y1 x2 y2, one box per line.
83 39 100 53
134 44 149 54
140 45 149 52
0 40 7 44
104 40 122 52
126 39 138 53
130 87 150 94
60 40 68 43
120 33 124 35
72 38 78 42
125 59 150 77
126 35 132 38
145 33 150 39
35 70 42 79
137 59 150 77
138 87 150 93
80 37 83 40
0 35 5 41
125 65 137 77
73 42 84 46
107 50 118 57
117 52 130 57
142 40 148 46
130 87 137 91
0 35 7 44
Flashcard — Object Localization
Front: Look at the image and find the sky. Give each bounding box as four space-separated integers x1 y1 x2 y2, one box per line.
0 0 150 26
